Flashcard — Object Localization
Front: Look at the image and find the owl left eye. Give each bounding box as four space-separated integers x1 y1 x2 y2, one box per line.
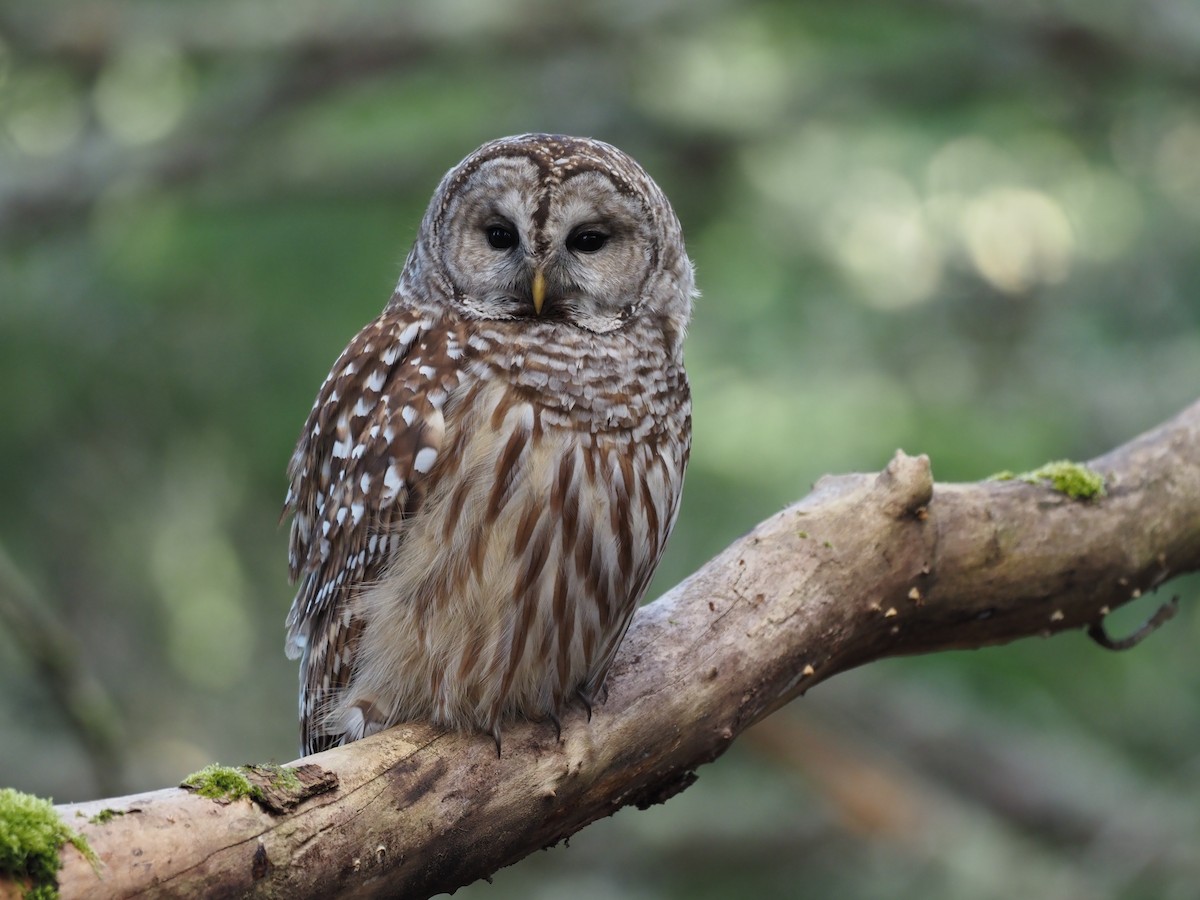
485 225 518 250
569 230 608 253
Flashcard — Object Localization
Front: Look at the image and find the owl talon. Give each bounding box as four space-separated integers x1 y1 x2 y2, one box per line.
576 688 595 721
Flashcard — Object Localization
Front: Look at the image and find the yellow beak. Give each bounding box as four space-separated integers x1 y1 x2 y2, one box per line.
531 269 547 316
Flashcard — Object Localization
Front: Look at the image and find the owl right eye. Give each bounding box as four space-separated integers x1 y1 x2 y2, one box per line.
485 225 517 250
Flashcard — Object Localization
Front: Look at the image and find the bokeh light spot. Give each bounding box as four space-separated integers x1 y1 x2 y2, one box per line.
823 169 942 310
962 188 1074 294
635 19 799 134
4 67 85 156
94 40 194 146
1154 113 1200 221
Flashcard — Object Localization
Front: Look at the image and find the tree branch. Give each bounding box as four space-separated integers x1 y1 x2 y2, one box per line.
8 398 1199 900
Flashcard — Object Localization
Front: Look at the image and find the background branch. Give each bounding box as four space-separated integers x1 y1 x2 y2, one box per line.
7 397 1195 900
0 546 124 797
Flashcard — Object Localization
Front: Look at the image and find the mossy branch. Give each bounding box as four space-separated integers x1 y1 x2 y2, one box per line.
4 398 1199 900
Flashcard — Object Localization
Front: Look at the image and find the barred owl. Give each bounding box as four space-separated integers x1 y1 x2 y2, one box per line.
284 134 694 756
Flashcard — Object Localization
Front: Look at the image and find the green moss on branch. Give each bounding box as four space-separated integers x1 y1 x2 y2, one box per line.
0 787 96 900
990 460 1105 500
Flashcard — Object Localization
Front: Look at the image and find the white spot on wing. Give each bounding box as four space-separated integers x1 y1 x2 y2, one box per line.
413 447 437 474
382 464 403 503
398 322 420 346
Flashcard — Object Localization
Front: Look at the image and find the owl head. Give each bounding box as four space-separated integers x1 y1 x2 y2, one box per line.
398 134 694 343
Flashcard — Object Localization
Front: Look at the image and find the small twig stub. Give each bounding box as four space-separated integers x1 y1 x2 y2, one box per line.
1087 596 1181 651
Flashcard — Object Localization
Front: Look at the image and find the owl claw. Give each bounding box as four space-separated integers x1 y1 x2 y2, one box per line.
491 726 502 758
547 711 562 741
576 688 594 721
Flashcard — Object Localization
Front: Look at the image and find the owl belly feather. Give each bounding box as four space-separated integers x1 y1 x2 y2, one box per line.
332 379 685 744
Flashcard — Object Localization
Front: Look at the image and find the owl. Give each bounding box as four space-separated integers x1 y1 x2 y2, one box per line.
283 134 694 756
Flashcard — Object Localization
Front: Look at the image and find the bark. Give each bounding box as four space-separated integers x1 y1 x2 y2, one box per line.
6 398 1199 900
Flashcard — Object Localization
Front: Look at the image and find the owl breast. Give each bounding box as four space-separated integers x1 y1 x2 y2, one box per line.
330 321 689 744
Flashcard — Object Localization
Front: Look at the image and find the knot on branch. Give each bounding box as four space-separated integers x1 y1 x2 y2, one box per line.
874 450 934 519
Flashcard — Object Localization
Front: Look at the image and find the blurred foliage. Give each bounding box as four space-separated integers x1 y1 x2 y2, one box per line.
1 0 1199 897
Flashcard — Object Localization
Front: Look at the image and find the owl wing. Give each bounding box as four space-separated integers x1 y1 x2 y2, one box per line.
283 305 460 754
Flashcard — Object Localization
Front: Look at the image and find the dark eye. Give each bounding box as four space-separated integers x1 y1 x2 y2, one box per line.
569 230 608 253
485 225 517 250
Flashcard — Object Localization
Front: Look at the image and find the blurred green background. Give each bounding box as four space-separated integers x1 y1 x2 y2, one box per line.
2 0 1199 897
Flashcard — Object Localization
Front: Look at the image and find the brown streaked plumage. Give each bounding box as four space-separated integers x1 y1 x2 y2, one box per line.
284 134 694 755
